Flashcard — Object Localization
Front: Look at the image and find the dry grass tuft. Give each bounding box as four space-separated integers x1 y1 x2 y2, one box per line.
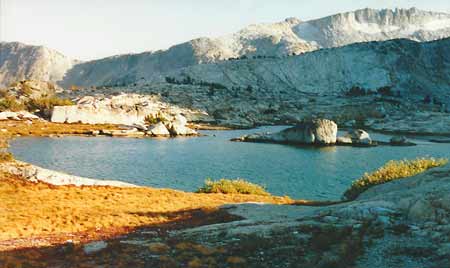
0 96 26 112
344 157 448 200
26 96 74 112
0 120 118 138
197 178 271 196
0 152 14 162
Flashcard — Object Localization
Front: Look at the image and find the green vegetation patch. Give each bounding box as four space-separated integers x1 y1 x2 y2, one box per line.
26 97 74 112
0 94 74 114
197 178 270 196
0 96 26 112
344 157 448 200
144 112 168 125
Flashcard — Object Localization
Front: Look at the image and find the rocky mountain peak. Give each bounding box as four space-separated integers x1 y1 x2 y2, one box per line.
0 41 76 88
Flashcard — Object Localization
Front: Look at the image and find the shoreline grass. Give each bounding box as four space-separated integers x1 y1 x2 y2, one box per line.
343 157 448 200
0 172 292 250
197 178 271 196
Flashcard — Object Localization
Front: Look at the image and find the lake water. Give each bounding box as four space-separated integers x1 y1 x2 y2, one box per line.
9 126 450 200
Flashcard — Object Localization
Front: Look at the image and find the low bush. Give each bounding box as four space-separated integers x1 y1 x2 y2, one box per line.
26 96 74 112
0 152 14 162
0 96 26 112
144 112 168 125
344 157 448 200
197 178 270 196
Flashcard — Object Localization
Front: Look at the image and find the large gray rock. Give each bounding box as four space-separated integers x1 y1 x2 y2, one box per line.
276 119 337 144
235 119 337 145
311 119 338 144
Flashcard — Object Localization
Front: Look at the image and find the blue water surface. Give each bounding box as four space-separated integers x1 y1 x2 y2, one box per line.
9 126 450 200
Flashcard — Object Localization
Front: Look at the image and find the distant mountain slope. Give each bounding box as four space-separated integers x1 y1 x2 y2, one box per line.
1 8 449 88
61 8 450 87
168 38 450 102
0 42 76 88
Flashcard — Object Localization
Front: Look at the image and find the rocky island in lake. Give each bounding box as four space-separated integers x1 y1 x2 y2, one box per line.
1 4 450 268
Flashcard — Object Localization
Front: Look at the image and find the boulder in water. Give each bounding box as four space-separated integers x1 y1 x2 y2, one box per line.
390 136 416 146
233 119 337 145
337 136 353 144
346 129 372 145
148 122 170 136
167 114 197 136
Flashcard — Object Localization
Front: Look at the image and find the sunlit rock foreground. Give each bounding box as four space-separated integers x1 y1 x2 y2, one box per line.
163 165 450 267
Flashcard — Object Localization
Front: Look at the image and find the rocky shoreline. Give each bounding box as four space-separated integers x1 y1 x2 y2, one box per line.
0 160 136 187
171 165 450 267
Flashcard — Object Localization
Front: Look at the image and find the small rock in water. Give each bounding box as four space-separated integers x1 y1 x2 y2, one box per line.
389 136 415 146
345 129 372 145
83 240 108 255
337 136 352 144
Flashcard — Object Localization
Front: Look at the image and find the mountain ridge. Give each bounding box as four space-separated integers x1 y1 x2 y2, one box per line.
59 7 450 87
0 7 449 88
167 37 450 100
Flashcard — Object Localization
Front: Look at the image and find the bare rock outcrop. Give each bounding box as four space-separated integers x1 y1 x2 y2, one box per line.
50 93 207 127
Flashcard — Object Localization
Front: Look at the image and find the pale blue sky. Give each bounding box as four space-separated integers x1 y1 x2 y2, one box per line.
1 0 449 60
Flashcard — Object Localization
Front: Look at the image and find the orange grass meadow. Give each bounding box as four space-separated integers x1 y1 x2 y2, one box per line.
0 172 293 250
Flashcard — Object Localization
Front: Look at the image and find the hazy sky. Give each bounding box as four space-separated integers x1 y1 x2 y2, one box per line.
1 0 449 60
